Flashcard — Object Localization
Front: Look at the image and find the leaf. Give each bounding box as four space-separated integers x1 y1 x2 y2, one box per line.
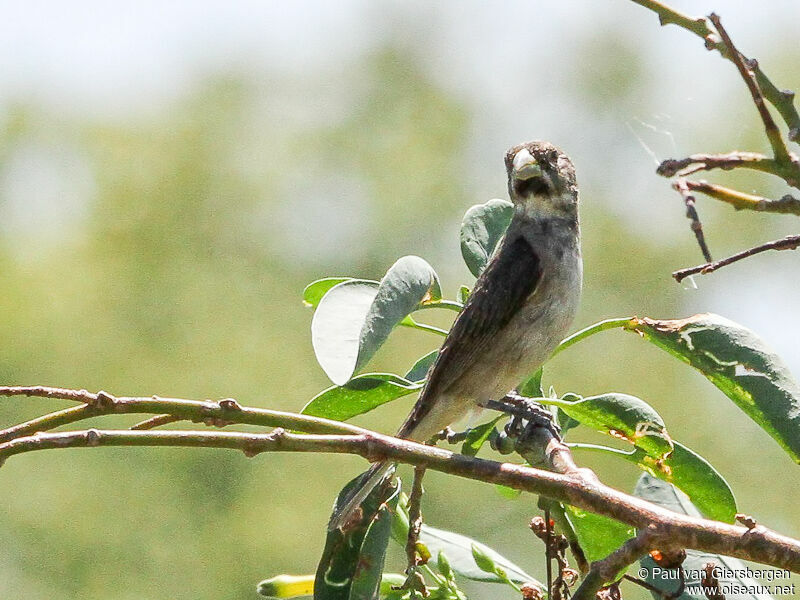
517 368 544 397
575 441 736 524
404 350 438 383
314 477 399 600
460 417 502 457
458 285 470 304
561 505 635 564
303 278 359 307
311 257 441 385
627 314 800 462
459 198 514 277
551 393 673 459
418 525 540 586
494 484 522 500
390 498 540 587
634 474 775 600
302 374 422 422
349 488 401 600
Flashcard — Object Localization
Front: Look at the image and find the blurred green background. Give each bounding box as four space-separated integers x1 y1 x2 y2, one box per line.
1 1 799 598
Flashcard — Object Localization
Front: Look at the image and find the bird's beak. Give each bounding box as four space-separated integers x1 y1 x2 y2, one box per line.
512 148 543 180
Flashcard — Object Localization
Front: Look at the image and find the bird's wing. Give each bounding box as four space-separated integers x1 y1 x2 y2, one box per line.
397 233 542 438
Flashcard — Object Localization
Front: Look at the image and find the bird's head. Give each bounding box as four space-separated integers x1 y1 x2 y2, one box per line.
504 141 578 219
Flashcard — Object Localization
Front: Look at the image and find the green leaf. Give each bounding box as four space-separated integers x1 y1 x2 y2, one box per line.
627 314 800 462
436 551 456 583
460 417 502 457
561 505 635 564
574 441 736 524
349 488 401 600
459 198 514 277
517 368 544 397
634 474 774 600
458 285 470 304
302 374 422 422
418 525 540 586
404 350 438 383
303 277 359 307
314 477 399 600
547 393 673 459
311 257 441 385
494 484 522 500
390 498 540 588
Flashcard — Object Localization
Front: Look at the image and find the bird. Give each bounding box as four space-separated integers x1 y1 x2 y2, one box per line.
329 140 582 530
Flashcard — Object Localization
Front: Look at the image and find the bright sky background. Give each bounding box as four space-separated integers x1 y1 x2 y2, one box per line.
1 0 799 372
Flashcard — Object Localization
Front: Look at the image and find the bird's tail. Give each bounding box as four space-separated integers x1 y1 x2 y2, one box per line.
328 461 396 531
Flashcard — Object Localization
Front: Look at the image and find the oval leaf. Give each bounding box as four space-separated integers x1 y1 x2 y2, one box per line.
460 198 514 277
303 277 357 307
561 505 635 564
311 258 442 385
315 478 399 600
312 281 380 385
635 474 774 600
575 442 736 524
553 393 673 459
404 350 438 383
390 498 540 587
302 374 422 422
419 525 541 587
628 314 800 462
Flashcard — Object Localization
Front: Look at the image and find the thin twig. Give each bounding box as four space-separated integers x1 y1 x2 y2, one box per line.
572 528 657 600
0 386 364 443
405 466 426 572
672 234 800 282
708 13 794 165
656 152 775 179
629 1 800 141
685 180 800 216
674 179 713 262
130 414 185 430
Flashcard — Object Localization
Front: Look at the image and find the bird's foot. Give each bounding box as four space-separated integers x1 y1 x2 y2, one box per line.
484 392 561 440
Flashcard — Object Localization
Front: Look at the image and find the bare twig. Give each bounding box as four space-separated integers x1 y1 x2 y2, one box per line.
708 13 794 165
656 152 776 179
684 181 800 216
630 1 800 141
674 179 713 262
672 234 800 282
130 414 185 430
572 528 658 600
0 386 363 443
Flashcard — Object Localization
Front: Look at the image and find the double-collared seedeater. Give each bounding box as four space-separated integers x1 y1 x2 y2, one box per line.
330 141 582 530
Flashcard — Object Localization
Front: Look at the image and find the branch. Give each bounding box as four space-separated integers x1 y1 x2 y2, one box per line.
630 0 800 142
656 152 783 180
673 179 713 262
684 180 800 216
672 234 800 282
0 386 364 443
572 528 657 600
708 13 794 165
2 425 800 574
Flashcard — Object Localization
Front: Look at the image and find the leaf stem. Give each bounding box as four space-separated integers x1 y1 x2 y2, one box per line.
415 300 464 313
551 318 635 358
400 319 448 337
